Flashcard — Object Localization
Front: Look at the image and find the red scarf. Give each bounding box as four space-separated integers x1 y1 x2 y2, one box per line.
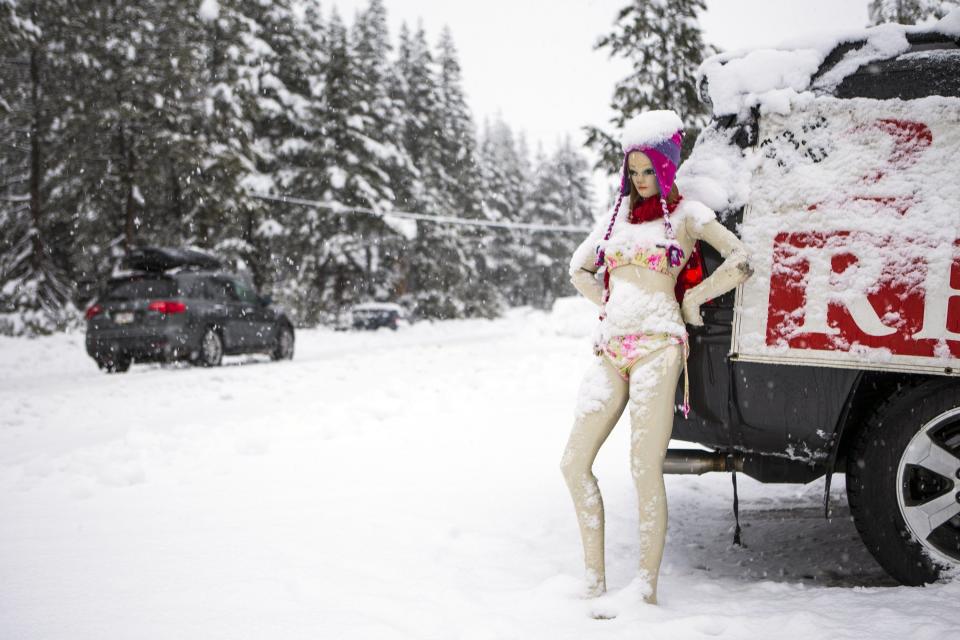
628 194 683 224
619 193 702 303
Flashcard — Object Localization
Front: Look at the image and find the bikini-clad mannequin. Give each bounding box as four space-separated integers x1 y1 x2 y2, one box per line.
560 110 753 606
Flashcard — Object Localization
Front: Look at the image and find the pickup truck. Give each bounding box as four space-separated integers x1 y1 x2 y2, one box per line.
667 16 960 586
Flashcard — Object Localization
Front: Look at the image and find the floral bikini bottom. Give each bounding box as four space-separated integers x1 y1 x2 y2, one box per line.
595 332 691 418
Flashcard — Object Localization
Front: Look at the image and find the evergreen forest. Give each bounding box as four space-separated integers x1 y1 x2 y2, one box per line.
0 0 597 335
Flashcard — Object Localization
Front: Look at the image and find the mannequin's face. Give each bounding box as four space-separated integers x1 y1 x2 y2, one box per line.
627 151 659 199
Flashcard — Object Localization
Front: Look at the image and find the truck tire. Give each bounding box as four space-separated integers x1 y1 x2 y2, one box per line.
846 379 960 585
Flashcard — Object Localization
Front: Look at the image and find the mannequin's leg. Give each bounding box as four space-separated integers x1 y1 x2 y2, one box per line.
560 356 629 597
626 344 684 605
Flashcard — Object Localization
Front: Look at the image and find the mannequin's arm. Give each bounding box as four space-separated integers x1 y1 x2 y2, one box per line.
681 218 753 326
568 233 604 306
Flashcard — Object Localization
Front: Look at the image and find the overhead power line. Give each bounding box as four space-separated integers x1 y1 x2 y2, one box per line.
251 192 592 234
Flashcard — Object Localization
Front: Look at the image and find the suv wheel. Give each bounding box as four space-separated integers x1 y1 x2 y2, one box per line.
196 328 223 367
846 380 960 585
97 356 131 373
271 325 294 361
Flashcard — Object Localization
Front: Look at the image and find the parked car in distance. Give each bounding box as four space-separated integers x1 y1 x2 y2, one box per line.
349 302 408 331
84 246 295 372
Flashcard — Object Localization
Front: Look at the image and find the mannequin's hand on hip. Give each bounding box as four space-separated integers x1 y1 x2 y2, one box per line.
681 298 704 326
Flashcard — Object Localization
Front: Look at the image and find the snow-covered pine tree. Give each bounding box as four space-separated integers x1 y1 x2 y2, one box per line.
585 0 715 172
393 22 473 319
525 138 596 309
185 0 267 285
41 0 239 288
280 8 355 323
478 116 531 306
381 22 420 304
269 2 336 325
386 23 423 213
434 26 503 317
867 0 956 24
241 0 320 301
387 22 424 305
348 0 412 305
288 6 397 320
0 0 79 335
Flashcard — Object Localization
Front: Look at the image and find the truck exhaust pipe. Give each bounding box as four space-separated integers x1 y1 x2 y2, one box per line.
663 449 745 475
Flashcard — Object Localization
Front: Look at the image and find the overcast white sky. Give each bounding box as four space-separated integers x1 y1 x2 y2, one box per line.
330 0 868 148
329 0 870 202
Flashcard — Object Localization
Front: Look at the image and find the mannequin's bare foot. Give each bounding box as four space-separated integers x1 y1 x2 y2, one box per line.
633 570 657 605
584 570 606 599
588 592 617 620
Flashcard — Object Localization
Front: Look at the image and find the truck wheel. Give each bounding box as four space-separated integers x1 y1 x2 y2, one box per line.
846 379 960 585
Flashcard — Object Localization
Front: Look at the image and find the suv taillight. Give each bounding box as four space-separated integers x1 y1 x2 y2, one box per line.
148 300 187 314
85 304 103 320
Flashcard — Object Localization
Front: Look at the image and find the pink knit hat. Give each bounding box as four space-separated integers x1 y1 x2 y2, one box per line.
596 110 685 268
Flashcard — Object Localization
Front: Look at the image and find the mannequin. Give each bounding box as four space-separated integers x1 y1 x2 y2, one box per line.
560 110 753 607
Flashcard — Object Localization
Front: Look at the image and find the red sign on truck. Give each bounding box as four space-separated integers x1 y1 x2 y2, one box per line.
732 97 960 375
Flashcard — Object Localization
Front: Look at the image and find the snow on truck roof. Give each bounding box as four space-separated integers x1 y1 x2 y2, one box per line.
678 10 960 218
696 9 960 119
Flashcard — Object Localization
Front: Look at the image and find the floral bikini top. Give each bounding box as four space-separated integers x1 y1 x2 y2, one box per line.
598 193 705 304
602 244 673 275
600 195 685 277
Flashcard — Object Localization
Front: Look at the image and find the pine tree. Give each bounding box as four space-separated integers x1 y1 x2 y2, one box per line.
348 0 412 304
0 0 77 335
867 0 956 24
386 23 422 212
525 138 596 309
43 0 212 293
585 0 715 173
393 22 473 319
479 116 531 306
0 0 555 330
188 0 266 276
282 5 396 320
433 26 503 317
241 0 319 299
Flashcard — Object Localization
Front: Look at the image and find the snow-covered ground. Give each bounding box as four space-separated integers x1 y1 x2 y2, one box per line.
2 301 958 639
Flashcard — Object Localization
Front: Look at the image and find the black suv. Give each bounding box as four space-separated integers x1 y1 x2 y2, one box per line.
85 247 295 372
671 26 960 585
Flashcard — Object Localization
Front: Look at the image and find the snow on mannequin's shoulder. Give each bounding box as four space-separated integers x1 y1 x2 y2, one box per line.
621 110 684 148
673 197 717 234
568 194 718 274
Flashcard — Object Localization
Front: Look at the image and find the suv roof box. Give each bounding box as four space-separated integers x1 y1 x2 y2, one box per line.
122 246 223 272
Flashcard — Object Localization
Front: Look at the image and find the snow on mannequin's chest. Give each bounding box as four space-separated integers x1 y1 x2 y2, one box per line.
603 215 677 256
596 200 715 341
602 198 711 261
599 218 687 340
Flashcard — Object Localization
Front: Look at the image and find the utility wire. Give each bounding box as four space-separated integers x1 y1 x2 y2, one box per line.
251 192 592 234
